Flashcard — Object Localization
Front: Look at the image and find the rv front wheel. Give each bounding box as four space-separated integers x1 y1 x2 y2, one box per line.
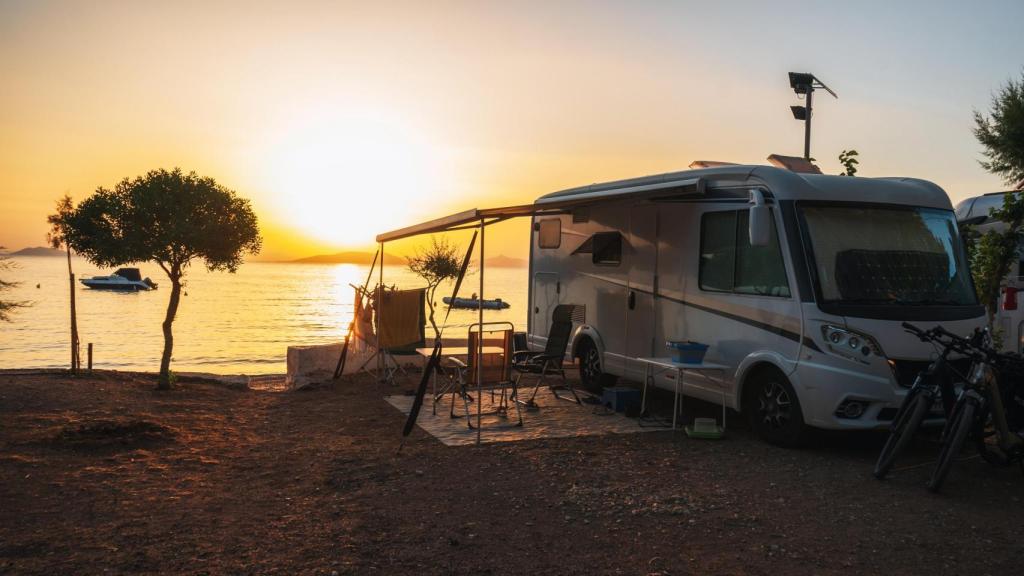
744 369 806 447
577 338 613 393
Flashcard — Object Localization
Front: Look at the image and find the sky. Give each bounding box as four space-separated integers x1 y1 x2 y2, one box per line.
1 0 1023 260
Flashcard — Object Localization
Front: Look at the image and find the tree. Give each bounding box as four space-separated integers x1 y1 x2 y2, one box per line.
407 237 461 341
974 71 1024 187
47 194 82 373
0 249 28 322
63 168 261 389
838 149 859 176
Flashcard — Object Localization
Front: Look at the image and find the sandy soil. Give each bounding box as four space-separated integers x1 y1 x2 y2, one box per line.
1 369 1022 575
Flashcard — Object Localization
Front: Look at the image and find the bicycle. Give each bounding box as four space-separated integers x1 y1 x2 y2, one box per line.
873 323 978 479
927 334 1024 492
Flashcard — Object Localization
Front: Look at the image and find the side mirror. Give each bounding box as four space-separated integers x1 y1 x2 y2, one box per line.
748 189 771 247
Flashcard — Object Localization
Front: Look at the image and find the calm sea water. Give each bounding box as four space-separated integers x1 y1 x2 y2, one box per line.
0 256 527 374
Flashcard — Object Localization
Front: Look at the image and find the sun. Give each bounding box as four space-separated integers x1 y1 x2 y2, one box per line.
264 112 440 248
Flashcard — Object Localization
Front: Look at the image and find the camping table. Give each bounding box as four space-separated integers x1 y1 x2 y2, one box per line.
415 347 505 413
634 358 729 430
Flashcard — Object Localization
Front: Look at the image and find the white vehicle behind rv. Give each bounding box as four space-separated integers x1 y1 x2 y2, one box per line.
955 190 1024 352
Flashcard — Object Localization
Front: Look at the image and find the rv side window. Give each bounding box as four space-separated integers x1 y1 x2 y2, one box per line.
699 210 790 297
699 212 737 291
538 219 561 249
591 232 621 266
571 232 622 266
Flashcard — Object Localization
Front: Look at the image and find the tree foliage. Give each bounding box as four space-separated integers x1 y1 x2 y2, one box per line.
967 191 1024 324
838 149 859 176
0 249 27 322
974 71 1024 187
407 237 462 340
62 168 262 388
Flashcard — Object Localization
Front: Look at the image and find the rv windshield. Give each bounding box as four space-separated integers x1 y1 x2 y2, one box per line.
799 205 977 306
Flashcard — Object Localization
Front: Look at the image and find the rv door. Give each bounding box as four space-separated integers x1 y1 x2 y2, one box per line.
625 205 659 378
532 272 559 342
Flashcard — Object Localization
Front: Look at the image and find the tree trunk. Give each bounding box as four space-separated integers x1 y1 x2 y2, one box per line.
158 272 182 390
66 247 79 374
426 284 440 343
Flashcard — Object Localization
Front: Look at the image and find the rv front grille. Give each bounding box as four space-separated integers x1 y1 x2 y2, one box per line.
887 358 973 388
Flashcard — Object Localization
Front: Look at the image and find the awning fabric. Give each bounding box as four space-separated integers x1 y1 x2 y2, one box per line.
375 177 704 243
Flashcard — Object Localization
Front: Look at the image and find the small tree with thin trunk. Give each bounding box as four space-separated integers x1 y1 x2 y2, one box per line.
62 168 261 389
407 237 461 341
967 73 1024 334
47 194 82 373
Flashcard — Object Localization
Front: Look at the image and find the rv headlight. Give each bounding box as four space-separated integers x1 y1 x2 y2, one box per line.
821 325 883 359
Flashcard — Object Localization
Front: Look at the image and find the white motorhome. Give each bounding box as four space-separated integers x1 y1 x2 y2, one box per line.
955 190 1024 352
529 165 985 445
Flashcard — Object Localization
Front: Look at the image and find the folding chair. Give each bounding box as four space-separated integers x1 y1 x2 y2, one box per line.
513 304 581 407
447 322 522 428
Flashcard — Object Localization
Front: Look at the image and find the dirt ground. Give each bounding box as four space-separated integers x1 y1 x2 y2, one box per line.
1 369 1022 575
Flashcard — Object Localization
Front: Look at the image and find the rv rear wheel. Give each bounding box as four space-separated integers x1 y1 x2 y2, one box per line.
577 338 613 393
744 368 806 447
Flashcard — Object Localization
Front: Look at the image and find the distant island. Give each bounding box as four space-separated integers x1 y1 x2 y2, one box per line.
6 246 64 257
485 255 527 268
288 251 407 265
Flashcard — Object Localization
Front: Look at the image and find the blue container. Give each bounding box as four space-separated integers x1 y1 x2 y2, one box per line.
601 386 641 413
666 340 709 364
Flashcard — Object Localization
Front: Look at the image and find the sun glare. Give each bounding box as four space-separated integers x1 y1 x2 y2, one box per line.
265 113 439 249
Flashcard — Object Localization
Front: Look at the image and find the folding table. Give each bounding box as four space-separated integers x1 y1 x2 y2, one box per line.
634 357 729 430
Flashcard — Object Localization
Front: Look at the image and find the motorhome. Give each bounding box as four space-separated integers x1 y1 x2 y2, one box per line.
955 190 1023 352
528 165 985 445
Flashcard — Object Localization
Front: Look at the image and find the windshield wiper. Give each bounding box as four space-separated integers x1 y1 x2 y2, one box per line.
890 298 967 306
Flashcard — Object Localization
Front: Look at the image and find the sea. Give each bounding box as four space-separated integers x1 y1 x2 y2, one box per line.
0 256 528 375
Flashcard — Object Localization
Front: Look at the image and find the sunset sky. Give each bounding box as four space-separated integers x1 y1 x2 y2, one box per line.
2 0 1023 260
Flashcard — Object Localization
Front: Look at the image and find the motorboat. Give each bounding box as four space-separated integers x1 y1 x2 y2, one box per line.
443 296 510 310
80 268 158 291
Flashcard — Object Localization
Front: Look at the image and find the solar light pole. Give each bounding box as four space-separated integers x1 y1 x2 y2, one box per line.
788 72 837 160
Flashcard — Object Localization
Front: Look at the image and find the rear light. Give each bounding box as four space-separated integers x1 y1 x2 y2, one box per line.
1003 287 1018 311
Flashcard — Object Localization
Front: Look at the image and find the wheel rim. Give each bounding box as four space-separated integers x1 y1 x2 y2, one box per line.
582 347 601 383
758 380 792 430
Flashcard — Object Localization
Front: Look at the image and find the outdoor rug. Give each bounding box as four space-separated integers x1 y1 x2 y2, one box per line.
385 387 657 446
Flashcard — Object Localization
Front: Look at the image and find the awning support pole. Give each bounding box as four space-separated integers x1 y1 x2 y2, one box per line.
379 241 385 381
477 219 485 445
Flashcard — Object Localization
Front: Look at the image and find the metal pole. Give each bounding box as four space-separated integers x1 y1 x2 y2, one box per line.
477 220 485 445
87 343 93 373
803 88 813 160
69 272 78 374
379 241 385 381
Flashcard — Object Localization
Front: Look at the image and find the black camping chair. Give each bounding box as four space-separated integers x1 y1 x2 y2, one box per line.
513 304 580 407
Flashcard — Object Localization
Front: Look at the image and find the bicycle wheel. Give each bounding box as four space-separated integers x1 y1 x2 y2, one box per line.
927 397 977 492
972 400 1019 467
874 390 932 479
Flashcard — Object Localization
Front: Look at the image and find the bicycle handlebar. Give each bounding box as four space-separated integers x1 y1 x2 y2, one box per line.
902 322 978 356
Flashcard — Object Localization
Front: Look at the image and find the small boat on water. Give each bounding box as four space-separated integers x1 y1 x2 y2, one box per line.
443 296 510 310
80 268 158 291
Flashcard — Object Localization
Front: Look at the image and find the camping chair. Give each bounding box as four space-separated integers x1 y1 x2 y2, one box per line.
513 304 581 407
447 322 522 428
356 286 426 384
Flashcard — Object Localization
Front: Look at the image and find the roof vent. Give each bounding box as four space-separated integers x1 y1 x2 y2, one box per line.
767 154 822 174
689 160 739 169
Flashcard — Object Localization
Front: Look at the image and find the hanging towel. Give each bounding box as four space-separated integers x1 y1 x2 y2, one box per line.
377 288 425 349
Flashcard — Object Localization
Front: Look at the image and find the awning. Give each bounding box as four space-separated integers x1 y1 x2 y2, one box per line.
375 176 705 243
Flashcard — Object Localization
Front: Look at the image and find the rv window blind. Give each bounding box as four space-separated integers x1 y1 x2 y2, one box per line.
538 219 561 248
